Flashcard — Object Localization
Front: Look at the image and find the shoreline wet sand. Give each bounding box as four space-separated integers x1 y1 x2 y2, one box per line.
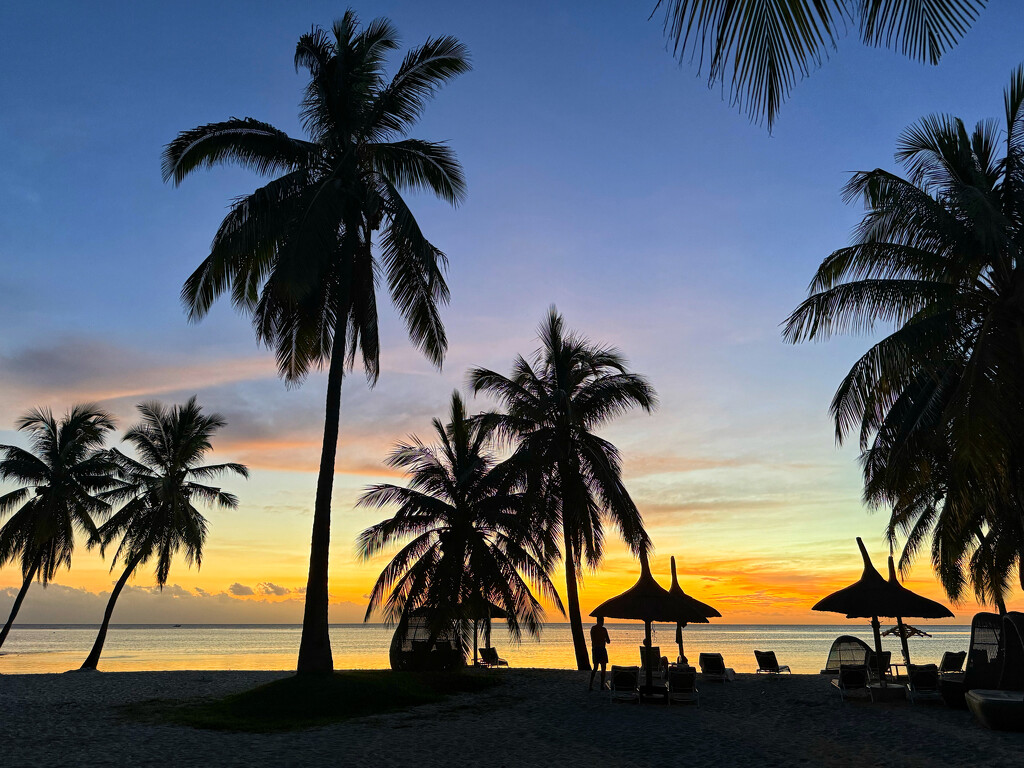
2 669 1020 767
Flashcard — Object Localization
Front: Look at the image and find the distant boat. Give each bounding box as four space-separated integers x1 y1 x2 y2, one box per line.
173 624 182 628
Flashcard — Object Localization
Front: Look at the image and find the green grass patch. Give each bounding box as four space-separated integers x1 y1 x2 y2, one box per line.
138 670 503 733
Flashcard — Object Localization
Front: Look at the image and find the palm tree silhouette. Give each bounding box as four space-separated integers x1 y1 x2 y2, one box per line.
654 0 987 130
784 67 1024 609
162 10 469 673
0 405 116 649
470 308 655 670
358 392 562 654
80 398 247 670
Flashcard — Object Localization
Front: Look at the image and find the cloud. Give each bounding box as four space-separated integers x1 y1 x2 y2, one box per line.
0 582 368 624
255 582 290 596
227 582 254 596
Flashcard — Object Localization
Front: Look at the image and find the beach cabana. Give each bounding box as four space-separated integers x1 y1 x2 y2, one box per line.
940 611 1003 707
667 555 721 664
590 551 689 692
821 635 873 674
966 612 1024 729
812 537 952 687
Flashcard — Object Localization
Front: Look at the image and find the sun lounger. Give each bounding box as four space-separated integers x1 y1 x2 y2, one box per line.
866 650 892 681
754 650 791 675
639 645 666 680
667 667 699 706
966 690 1024 730
907 664 942 704
478 647 508 668
831 663 870 701
610 665 640 704
699 653 730 682
938 651 966 675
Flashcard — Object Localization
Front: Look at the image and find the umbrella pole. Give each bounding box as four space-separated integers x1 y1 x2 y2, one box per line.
896 615 912 669
645 619 653 690
676 622 685 664
473 619 478 666
871 615 886 686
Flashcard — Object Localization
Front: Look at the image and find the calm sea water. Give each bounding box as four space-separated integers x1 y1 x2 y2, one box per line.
0 623 971 675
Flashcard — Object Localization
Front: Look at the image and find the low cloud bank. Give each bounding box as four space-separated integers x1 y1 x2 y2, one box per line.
0 582 367 624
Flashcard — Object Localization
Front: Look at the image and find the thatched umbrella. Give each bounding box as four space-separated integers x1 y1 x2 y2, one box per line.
667 556 721 663
884 554 953 667
464 597 508 665
590 551 684 690
813 537 897 683
813 537 953 683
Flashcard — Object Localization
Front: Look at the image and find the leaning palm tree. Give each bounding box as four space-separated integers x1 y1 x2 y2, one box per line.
80 398 247 669
654 0 988 130
784 66 1024 608
470 308 656 670
0 405 116 649
358 392 562 656
162 10 469 673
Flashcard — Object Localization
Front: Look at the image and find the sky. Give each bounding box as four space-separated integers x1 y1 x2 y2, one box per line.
2 1 1023 626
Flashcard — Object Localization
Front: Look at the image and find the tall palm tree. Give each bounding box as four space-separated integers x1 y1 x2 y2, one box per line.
358 391 562 653
470 308 656 670
80 398 248 670
784 67 1024 608
0 405 116 649
654 0 988 130
161 11 469 674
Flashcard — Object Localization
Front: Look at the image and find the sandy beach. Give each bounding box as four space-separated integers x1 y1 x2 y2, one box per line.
2 669 1020 767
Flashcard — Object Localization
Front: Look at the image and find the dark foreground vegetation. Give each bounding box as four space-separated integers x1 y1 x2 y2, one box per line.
131 670 502 732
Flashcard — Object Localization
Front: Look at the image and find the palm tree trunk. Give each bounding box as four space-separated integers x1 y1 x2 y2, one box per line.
80 555 141 670
297 332 345 675
0 562 38 650
563 530 591 671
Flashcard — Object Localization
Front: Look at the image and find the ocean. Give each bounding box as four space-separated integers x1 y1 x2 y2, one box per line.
0 623 971 675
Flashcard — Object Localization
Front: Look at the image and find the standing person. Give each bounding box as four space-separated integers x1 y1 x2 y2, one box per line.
589 616 611 691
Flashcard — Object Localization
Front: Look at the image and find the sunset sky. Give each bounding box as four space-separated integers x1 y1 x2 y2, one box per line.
2 1 1023 626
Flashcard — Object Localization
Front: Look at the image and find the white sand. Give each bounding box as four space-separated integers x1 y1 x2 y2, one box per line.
1 669 1021 767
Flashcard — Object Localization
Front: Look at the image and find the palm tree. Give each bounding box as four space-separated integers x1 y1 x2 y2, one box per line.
469 308 656 670
654 0 988 130
161 11 469 674
80 398 248 669
784 67 1024 608
0 405 116 649
357 391 562 655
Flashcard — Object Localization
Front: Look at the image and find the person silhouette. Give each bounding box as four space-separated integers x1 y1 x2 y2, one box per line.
589 616 611 691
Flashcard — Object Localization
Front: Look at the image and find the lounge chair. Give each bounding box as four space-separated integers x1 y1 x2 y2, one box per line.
966 690 1024 730
866 650 892 681
938 651 966 675
699 653 728 682
754 650 791 675
831 664 870 701
667 667 699 706
478 647 508 668
639 645 666 681
907 664 942 704
610 665 640 704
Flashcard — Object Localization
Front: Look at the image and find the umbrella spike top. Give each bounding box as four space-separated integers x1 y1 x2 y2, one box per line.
668 555 721 622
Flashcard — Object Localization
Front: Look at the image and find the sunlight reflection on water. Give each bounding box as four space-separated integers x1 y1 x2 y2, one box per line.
0 623 971 674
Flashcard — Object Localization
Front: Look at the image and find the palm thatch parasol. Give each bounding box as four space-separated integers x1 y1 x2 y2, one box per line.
463 597 508 665
813 537 899 683
884 555 953 667
668 556 721 663
590 550 681 689
813 538 953 683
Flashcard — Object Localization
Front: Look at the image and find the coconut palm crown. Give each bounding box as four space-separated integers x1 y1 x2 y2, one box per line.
469 308 656 670
784 67 1024 609
358 391 562 650
0 404 117 649
79 397 248 669
162 10 469 673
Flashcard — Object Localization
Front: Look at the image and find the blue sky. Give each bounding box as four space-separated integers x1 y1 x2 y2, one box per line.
2 1 1023 623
